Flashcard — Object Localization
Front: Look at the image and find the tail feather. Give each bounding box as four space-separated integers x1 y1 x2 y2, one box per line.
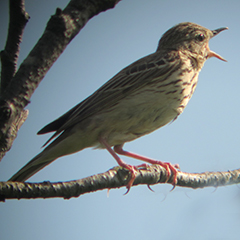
8 152 54 182
8 126 89 182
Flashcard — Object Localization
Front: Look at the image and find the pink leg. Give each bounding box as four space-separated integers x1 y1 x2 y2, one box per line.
114 144 179 185
100 138 137 193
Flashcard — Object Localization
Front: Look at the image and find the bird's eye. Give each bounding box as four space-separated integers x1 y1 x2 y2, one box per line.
196 33 205 41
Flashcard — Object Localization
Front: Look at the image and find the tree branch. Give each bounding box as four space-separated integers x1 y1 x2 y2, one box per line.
0 0 121 161
0 0 30 160
1 165 239 201
0 0 30 94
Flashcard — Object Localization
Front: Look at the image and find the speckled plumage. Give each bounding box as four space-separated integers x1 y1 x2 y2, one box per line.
9 22 227 183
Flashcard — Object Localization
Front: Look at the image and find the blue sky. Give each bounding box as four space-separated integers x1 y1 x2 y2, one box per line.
1 0 240 239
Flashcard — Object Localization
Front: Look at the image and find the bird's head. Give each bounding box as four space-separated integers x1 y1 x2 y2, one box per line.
157 22 227 64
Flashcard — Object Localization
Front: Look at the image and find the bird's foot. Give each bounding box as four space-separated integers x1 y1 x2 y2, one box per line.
135 161 179 190
121 164 138 195
114 145 179 187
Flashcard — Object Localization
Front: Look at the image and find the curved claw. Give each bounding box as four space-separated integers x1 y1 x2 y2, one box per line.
124 162 178 194
170 184 176 192
123 165 137 195
147 185 155 192
160 162 178 186
123 187 130 195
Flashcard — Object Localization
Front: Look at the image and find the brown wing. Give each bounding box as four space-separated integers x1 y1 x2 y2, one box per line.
38 51 180 146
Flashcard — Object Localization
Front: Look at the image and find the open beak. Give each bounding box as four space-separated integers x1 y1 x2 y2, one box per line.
207 50 227 62
207 27 228 62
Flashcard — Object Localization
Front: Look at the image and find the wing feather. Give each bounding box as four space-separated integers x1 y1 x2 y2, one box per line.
39 51 180 146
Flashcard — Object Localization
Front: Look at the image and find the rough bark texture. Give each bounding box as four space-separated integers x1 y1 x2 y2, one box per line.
0 0 121 160
1 165 239 201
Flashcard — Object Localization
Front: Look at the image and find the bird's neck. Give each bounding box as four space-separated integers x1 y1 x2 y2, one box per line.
180 49 206 71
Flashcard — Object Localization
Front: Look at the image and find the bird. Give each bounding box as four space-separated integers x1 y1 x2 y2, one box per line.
9 22 227 191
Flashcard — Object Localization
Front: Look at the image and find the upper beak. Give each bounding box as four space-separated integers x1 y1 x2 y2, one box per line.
207 27 228 62
212 27 228 37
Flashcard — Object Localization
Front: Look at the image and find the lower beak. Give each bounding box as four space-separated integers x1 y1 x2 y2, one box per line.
207 50 227 62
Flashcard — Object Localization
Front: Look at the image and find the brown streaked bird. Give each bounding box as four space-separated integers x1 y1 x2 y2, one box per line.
9 22 227 191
